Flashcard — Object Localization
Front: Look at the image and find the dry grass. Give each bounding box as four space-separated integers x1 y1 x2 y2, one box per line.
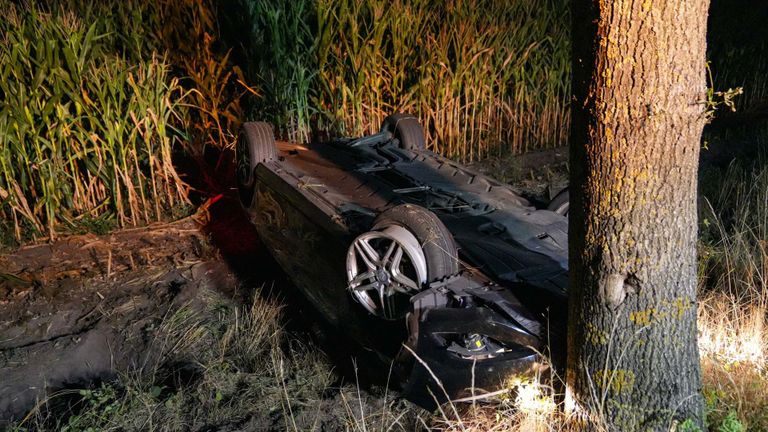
12 287 325 431
697 296 768 431
699 294 766 367
695 155 768 431
701 345 768 431
429 375 569 432
11 285 427 432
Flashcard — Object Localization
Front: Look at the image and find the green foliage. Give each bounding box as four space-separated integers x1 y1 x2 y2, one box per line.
0 0 251 242
704 62 744 122
235 0 315 144
678 418 702 432
70 214 117 236
0 2 190 240
716 412 745 432
233 0 570 160
61 385 124 432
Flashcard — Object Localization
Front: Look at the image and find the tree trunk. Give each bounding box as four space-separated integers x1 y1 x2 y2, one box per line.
567 0 709 430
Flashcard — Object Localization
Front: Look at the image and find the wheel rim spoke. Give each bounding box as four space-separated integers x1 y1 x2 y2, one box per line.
352 282 379 292
389 247 403 273
383 287 396 320
378 285 388 318
354 240 380 269
350 270 375 286
389 248 420 292
381 241 398 266
392 270 420 292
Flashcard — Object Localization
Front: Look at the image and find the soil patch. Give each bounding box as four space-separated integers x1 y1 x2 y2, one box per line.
0 219 243 424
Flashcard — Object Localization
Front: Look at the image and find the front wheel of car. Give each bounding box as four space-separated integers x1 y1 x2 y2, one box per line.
380 113 426 151
346 204 458 321
237 122 277 208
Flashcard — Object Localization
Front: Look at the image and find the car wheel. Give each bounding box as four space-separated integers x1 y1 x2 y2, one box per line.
380 113 426 151
548 187 569 216
237 122 277 208
346 204 458 320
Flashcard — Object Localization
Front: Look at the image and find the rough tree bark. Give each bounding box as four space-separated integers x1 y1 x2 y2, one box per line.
567 0 709 430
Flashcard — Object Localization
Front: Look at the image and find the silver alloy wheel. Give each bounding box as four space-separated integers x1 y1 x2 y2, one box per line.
346 225 428 320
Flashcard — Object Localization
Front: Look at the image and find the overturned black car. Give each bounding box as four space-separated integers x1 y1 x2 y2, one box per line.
236 114 568 407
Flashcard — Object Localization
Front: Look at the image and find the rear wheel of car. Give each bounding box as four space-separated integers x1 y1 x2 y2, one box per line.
346 204 458 321
237 122 277 208
548 187 569 216
380 113 426 151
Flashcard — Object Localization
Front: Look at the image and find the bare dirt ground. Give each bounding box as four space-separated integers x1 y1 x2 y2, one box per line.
0 147 569 428
0 202 421 431
0 218 233 422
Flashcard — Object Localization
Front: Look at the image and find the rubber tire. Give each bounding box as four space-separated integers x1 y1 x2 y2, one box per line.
369 204 458 396
372 204 458 283
237 122 277 208
380 113 426 151
547 187 569 216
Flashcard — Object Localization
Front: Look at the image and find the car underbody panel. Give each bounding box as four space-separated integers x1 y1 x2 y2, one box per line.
245 135 568 406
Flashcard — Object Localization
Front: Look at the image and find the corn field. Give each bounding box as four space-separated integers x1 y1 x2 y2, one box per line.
235 0 571 160
0 0 247 242
0 5 186 241
2 0 766 243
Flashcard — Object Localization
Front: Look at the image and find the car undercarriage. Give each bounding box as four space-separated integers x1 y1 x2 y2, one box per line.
236 114 568 407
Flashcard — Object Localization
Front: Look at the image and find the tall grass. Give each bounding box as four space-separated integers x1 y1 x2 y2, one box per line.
236 0 570 161
0 0 253 242
54 0 253 155
697 150 768 430
235 0 315 144
234 0 767 160
0 4 188 241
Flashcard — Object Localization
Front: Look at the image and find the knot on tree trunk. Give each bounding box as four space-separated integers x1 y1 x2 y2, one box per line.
599 273 637 309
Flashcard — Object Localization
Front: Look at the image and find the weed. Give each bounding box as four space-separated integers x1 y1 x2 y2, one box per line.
704 63 744 121
716 412 745 432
